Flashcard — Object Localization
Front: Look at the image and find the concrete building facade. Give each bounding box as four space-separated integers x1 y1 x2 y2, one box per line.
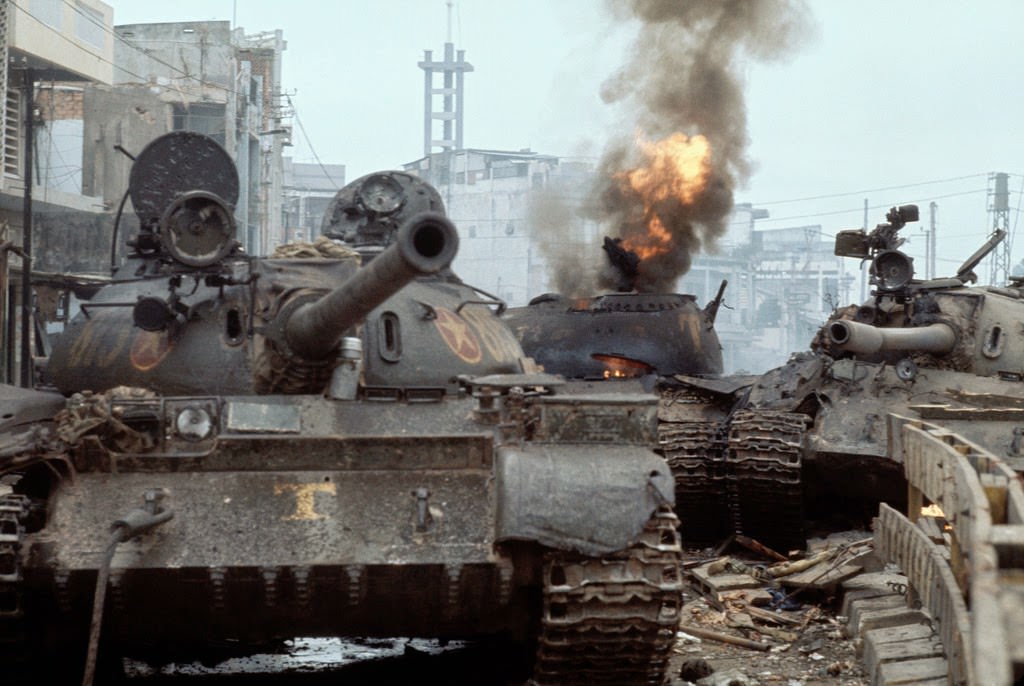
1 0 115 383
281 157 344 244
404 148 596 304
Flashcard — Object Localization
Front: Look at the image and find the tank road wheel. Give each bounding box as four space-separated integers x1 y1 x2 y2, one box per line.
726 409 809 552
533 506 683 686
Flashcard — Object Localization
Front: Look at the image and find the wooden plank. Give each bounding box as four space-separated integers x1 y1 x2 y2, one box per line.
687 561 762 600
875 656 948 686
844 596 911 637
863 622 934 647
866 637 945 683
980 473 1008 524
861 622 934 661
908 404 1024 420
856 608 932 639
779 562 862 591
998 585 1024 663
841 587 901 618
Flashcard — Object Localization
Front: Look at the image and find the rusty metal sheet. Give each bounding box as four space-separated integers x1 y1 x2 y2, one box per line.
224 399 301 433
43 469 495 570
532 392 658 444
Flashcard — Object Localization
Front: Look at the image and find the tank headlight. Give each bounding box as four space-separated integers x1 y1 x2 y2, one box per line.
176 406 213 441
872 250 914 290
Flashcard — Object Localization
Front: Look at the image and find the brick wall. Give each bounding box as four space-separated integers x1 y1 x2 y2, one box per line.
36 88 85 121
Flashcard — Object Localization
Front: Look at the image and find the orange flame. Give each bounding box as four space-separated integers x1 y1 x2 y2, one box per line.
594 354 653 379
619 132 712 259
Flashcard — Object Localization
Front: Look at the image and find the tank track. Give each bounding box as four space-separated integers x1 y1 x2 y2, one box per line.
659 418 731 544
0 493 30 676
658 392 809 550
726 409 809 551
533 506 682 686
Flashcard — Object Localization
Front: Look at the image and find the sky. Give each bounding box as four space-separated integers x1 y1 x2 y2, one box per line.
108 0 1024 279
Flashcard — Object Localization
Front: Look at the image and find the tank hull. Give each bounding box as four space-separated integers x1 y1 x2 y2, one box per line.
7 389 681 683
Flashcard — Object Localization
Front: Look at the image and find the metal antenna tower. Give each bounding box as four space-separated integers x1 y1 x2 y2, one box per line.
418 1 473 179
987 172 1011 285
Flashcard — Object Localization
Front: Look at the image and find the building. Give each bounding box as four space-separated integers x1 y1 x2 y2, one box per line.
679 220 852 373
109 21 288 254
281 157 344 244
1 0 115 383
403 148 597 304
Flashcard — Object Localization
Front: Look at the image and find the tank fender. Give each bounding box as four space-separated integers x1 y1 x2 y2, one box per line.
0 383 65 432
495 444 674 556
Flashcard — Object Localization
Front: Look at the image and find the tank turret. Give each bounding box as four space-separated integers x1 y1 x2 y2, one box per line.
45 135 524 396
820 203 1020 377
281 212 457 358
505 236 725 380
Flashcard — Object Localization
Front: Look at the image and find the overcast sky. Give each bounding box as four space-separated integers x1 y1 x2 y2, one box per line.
109 0 1024 276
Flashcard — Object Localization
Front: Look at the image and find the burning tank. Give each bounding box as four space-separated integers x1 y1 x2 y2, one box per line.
1 132 683 685
505 236 726 381
667 204 1024 550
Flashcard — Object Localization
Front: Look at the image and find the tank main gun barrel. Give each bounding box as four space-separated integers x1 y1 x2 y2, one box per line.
284 212 458 359
827 319 956 356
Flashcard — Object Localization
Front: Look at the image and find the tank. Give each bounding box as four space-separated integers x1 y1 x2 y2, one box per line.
1 132 683 685
505 236 725 381
664 204 1024 550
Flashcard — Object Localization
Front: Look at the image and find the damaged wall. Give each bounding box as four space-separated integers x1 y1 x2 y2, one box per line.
82 84 172 206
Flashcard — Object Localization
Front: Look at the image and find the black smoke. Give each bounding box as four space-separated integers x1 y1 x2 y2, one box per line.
536 0 813 295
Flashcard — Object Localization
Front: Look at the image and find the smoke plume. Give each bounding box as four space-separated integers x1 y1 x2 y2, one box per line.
537 0 812 295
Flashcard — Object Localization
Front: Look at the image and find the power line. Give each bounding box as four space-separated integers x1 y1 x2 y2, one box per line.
64 0 338 177
287 96 339 189
752 173 990 206
753 188 990 225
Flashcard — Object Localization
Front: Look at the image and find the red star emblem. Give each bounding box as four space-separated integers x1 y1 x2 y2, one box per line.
433 306 482 364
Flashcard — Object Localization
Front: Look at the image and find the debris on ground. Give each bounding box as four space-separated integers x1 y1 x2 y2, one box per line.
669 530 877 685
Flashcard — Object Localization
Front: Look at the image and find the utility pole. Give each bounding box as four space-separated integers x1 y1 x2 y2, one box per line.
20 68 34 387
928 201 937 280
860 198 869 301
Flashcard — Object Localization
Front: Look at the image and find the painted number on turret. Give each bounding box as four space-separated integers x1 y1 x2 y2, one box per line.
274 482 337 521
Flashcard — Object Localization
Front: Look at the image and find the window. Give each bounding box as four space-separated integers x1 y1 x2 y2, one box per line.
172 102 226 146
73 2 105 49
4 89 21 178
28 0 62 29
